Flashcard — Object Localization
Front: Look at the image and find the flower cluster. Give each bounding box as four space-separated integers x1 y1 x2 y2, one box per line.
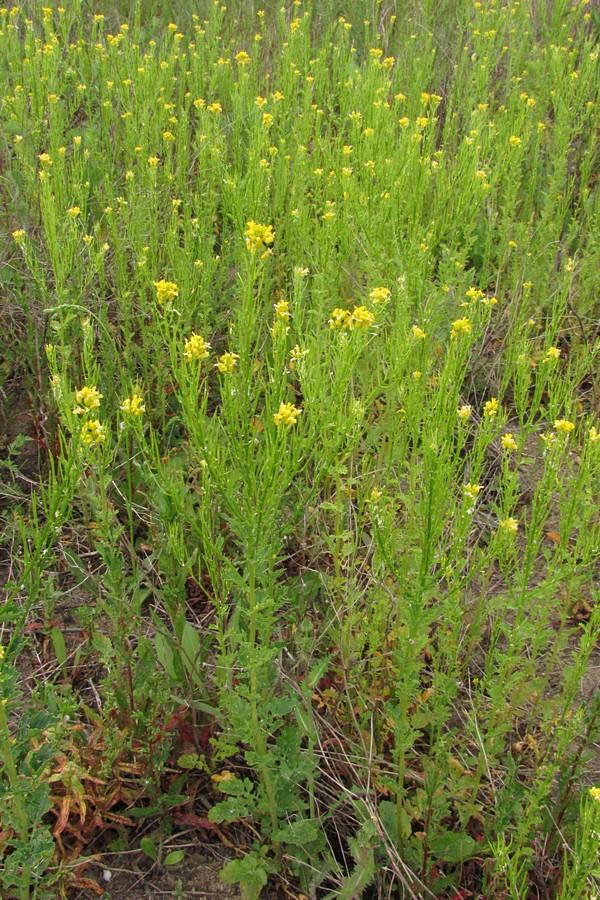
369 286 391 305
464 482 483 501
501 432 518 452
215 351 239 373
543 346 561 362
154 279 179 304
185 332 211 362
289 345 308 370
483 398 499 418
73 385 102 415
81 419 105 445
120 394 145 416
451 317 471 338
274 401 302 428
554 419 574 435
329 305 375 330
273 298 290 320
244 220 275 253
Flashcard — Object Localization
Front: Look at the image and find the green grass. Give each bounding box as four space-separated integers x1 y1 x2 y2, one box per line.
1 0 599 897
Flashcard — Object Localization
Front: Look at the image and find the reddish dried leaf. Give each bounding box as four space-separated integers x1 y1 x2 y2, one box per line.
54 796 71 837
103 812 134 826
173 811 216 830
70 877 105 896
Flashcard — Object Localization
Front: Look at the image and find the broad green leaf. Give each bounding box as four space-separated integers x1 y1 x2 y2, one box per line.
140 837 157 861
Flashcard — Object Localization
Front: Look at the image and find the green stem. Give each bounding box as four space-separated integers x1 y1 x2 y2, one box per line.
0 701 31 899
247 558 280 856
126 431 135 549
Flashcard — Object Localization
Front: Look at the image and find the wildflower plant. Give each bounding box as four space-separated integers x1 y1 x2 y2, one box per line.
2 1 600 898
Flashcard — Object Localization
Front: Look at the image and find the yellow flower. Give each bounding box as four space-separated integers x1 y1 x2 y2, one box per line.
483 397 499 418
464 483 483 500
120 394 145 416
543 346 560 362
185 333 211 362
80 419 106 445
501 433 518 452
38 152 53 166
590 787 600 803
451 317 471 338
329 306 375 330
73 385 102 415
154 279 179 304
509 135 522 146
207 101 222 114
554 419 574 435
68 206 81 218
273 299 290 320
412 325 426 339
541 432 557 449
289 345 308 369
215 351 239 373
12 229 25 243
458 405 472 420
274 401 302 428
148 156 159 167
500 517 518 533
369 287 390 305
349 306 375 329
235 50 251 65
589 426 599 443
244 220 275 252
329 308 351 329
